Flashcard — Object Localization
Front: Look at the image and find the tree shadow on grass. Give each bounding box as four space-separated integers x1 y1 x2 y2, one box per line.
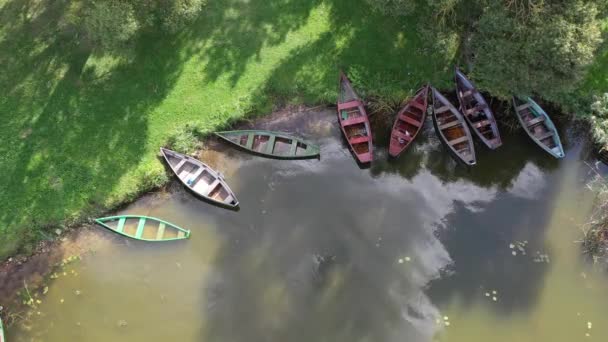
0 0 189 258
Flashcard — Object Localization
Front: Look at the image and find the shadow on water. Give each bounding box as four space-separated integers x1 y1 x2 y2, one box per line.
0 0 190 255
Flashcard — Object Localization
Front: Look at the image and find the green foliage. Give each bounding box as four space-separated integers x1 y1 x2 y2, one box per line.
165 124 206 155
159 0 207 33
365 0 417 16
472 1 603 104
590 93 608 149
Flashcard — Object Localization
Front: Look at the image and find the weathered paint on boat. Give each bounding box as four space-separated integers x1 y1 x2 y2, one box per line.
431 87 476 166
337 71 373 163
389 85 429 157
512 97 564 158
160 148 239 208
455 68 502 149
215 130 320 159
95 216 190 242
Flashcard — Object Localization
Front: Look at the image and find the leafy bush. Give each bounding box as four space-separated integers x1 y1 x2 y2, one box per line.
159 0 207 33
165 124 206 155
590 93 608 149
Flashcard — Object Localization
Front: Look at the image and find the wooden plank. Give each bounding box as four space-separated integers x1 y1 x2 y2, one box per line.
266 135 276 154
245 133 254 149
410 100 426 111
536 131 554 141
439 120 460 130
526 116 545 127
338 100 361 111
449 136 469 146
187 167 205 185
435 106 450 114
116 218 126 233
156 222 166 240
461 90 473 98
342 116 367 126
516 103 531 112
289 140 298 155
135 218 146 239
349 136 370 145
473 120 491 129
205 179 221 196
174 159 186 171
401 115 422 127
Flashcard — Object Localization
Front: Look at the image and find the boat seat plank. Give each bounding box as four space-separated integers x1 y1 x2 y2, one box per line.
174 159 187 171
245 133 254 149
435 106 451 114
156 223 166 240
116 218 126 233
135 218 146 239
187 167 205 185
349 135 370 145
439 120 460 130
401 115 422 127
342 116 367 126
461 89 474 98
205 179 221 196
536 131 554 141
473 120 491 129
265 135 276 154
410 100 427 111
526 116 545 127
449 136 469 146
338 100 362 111
516 103 532 112
289 140 298 155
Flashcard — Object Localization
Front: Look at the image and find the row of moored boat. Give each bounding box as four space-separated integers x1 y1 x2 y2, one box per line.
338 69 565 166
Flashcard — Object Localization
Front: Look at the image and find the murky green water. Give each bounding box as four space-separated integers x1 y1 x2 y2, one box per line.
8 109 608 341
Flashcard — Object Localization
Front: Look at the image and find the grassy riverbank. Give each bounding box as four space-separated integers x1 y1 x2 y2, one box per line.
0 0 606 260
0 0 445 259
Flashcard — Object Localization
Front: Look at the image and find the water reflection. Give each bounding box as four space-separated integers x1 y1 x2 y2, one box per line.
9 109 605 342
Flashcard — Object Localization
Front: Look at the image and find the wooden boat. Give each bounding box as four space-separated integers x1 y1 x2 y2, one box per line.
95 215 190 242
512 97 564 158
455 68 502 149
337 72 373 163
389 85 429 157
1 316 5 342
160 148 239 208
431 87 476 165
214 130 319 159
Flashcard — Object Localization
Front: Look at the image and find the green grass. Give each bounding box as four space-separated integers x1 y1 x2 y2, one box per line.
0 0 450 259
0 0 606 260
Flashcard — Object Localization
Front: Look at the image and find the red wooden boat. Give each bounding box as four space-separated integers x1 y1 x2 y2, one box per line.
389 85 429 157
337 72 373 163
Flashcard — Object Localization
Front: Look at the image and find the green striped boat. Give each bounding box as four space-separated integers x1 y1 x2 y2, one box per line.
215 130 320 159
95 216 190 242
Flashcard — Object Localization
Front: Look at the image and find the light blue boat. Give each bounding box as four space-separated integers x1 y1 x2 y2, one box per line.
512 97 564 158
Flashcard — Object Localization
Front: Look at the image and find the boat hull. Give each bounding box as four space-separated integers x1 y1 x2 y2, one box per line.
215 130 320 159
389 86 429 157
337 72 373 163
95 215 190 242
512 97 564 158
455 68 502 149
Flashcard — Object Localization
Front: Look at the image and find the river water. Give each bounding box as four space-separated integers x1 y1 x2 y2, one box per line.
8 108 608 341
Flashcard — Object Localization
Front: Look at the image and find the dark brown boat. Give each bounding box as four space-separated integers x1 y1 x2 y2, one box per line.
431 87 476 166
455 68 502 149
388 85 429 158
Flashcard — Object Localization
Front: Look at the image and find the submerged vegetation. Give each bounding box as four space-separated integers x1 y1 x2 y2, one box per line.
0 0 607 261
582 177 608 270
